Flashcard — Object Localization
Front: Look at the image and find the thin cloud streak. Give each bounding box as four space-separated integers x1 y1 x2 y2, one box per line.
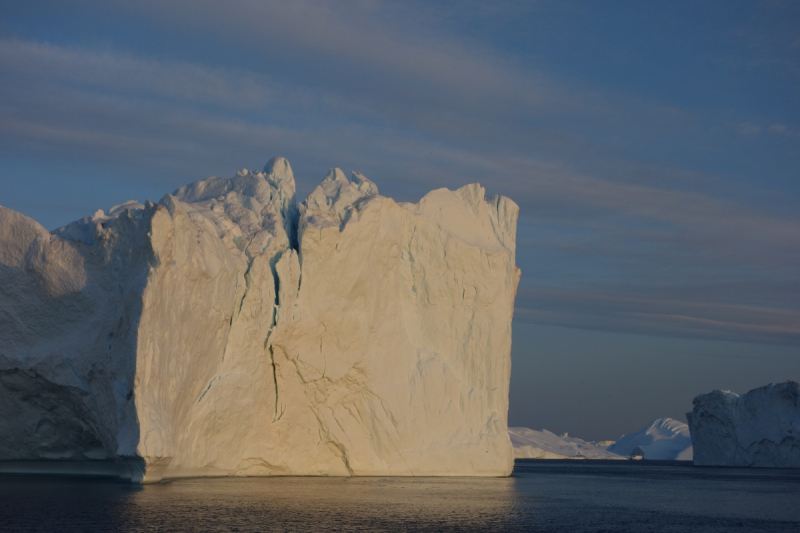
119 0 549 104
0 39 278 109
515 287 800 345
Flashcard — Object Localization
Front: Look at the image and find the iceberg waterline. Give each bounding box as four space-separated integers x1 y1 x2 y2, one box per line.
0 157 520 482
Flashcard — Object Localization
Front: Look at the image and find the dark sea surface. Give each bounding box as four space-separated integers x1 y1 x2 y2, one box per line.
1 460 799 532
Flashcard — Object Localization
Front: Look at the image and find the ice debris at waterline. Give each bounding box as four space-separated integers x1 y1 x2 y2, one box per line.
0 158 520 482
508 428 625 460
607 418 693 461
687 381 800 468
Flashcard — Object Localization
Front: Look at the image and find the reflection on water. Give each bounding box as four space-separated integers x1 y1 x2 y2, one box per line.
1 460 799 532
1 476 517 532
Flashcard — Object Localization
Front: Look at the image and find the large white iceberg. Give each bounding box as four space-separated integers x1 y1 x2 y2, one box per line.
687 381 800 467
0 158 520 482
607 418 693 461
508 427 625 460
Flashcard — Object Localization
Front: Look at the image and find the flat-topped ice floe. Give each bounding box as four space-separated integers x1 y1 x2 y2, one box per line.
0 158 520 482
687 381 800 468
509 427 625 460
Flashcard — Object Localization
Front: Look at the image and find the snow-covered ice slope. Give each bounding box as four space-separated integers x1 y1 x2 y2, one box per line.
0 158 520 482
607 418 693 461
509 428 625 460
687 381 800 467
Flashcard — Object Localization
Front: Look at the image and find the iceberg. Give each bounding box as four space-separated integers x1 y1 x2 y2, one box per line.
607 418 693 461
0 158 521 482
687 381 800 467
509 427 625 460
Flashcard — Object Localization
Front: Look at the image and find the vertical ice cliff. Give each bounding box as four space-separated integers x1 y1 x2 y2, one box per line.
0 158 520 482
687 381 800 467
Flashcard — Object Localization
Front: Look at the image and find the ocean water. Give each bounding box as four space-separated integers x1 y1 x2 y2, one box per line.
1 460 799 532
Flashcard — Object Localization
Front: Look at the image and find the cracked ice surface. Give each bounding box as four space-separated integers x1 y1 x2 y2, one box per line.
0 158 520 482
687 381 800 467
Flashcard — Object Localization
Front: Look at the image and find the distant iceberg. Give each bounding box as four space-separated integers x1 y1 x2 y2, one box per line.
509 427 625 460
687 381 800 467
607 418 693 461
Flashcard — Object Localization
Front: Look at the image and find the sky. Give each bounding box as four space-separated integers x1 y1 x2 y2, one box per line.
1 0 798 441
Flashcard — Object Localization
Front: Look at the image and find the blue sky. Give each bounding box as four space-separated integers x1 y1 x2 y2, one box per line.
1 0 798 440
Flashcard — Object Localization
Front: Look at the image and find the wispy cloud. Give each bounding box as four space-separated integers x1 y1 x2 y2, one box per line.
768 123 798 137
515 287 800 345
736 122 762 136
0 39 279 109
